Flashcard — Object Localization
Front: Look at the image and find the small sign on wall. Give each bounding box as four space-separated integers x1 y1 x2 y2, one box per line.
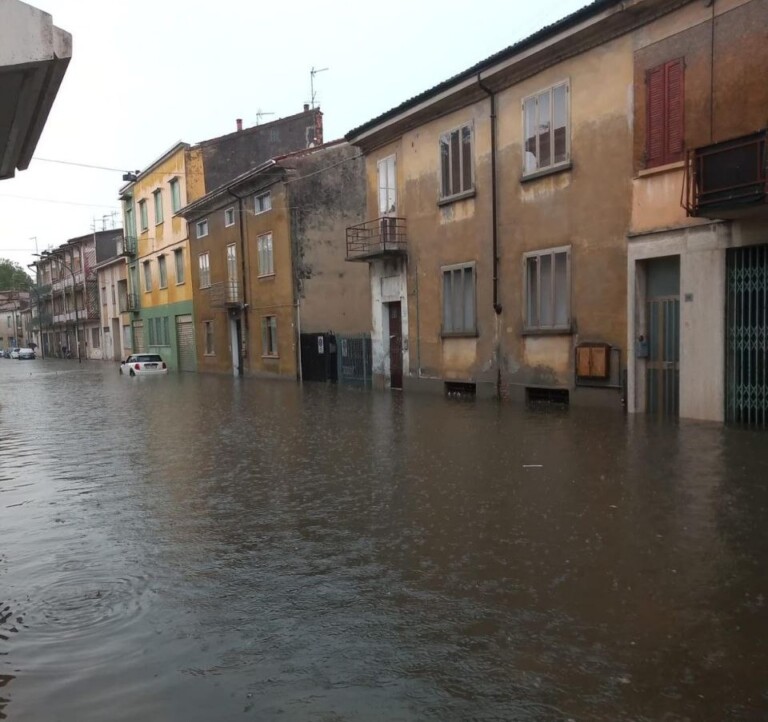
317 335 324 355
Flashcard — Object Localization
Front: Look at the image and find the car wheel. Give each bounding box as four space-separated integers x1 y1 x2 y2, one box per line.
129 369 136 377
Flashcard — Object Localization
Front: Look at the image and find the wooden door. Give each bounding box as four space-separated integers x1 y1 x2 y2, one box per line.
388 302 403 390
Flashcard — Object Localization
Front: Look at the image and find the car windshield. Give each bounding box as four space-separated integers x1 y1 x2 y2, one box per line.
134 355 163 362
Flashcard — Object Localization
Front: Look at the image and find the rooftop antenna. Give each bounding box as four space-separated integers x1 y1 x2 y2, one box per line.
309 66 328 109
255 108 275 125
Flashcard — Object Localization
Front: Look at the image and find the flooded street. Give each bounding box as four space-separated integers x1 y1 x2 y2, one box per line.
1 360 767 721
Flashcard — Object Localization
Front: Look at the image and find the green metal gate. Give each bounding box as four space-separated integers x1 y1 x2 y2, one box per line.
727 244 768 427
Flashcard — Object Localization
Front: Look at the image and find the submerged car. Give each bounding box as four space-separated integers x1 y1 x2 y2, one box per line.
17 348 36 360
120 353 168 376
10 347 20 359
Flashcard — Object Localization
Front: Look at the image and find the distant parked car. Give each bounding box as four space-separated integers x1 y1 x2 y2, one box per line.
119 353 168 376
1 349 10 359
17 348 36 360
10 348 20 359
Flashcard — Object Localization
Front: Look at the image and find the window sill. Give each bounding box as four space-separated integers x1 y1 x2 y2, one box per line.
159 285 167 290
262 354 279 359
258 273 275 280
155 221 164 226
441 330 478 339
520 161 572 184
438 188 476 207
204 352 215 357
522 326 573 337
176 281 185 286
636 160 685 179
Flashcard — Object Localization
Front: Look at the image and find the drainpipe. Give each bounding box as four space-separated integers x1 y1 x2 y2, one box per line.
477 73 503 397
228 188 248 373
477 73 502 316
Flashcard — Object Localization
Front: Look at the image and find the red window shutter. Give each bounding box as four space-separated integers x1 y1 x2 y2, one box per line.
665 58 685 162
646 65 665 166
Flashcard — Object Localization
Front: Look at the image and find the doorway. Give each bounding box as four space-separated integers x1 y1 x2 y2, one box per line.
388 301 403 390
645 256 680 417
230 316 243 376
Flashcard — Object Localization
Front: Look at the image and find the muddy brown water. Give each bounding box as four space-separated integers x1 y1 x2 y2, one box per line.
1 360 767 721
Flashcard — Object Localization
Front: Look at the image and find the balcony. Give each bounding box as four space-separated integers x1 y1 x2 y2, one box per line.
685 130 767 219
207 280 242 308
119 235 137 256
127 293 140 312
346 217 407 261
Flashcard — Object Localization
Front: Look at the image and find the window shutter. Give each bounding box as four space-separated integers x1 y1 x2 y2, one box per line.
665 58 684 162
646 65 665 166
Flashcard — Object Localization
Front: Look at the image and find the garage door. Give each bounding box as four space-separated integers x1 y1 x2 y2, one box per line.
132 320 145 353
176 315 196 372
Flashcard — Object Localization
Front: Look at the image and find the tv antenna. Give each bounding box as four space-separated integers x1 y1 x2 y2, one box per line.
255 108 275 125
309 66 328 109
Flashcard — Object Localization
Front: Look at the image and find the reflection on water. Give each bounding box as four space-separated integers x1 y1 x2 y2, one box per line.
1 360 767 721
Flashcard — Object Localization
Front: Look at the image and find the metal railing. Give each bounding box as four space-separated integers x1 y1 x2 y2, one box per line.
684 129 767 216
127 293 140 312
207 280 241 308
346 217 407 261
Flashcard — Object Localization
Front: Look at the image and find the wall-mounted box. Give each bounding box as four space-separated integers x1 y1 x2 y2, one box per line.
576 343 611 379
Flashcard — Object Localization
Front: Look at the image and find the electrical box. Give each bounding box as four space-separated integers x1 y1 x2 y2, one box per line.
576 343 611 380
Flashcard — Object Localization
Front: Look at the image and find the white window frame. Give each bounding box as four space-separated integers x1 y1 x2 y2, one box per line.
377 155 397 215
522 80 571 177
158 254 167 288
523 245 572 332
441 261 477 336
261 315 278 357
257 232 274 277
439 123 474 200
143 260 152 293
174 248 185 285
196 219 209 239
169 177 181 213
153 189 164 224
224 207 235 227
254 192 272 214
198 252 211 288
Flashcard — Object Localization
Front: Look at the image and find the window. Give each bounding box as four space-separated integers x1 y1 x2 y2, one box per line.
101 286 107 307
124 203 136 238
198 252 210 288
646 58 684 168
523 81 569 175
439 125 473 199
139 200 148 231
377 155 397 214
158 255 167 288
169 177 181 213
91 327 100 349
143 261 152 292
224 207 235 227
203 320 214 355
196 219 209 238
524 246 571 331
257 233 274 276
148 317 170 346
174 248 185 284
442 263 476 335
153 189 164 224
254 192 272 214
261 316 278 357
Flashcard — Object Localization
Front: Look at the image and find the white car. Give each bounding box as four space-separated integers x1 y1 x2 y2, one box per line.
17 348 36 360
120 353 168 376
10 347 20 359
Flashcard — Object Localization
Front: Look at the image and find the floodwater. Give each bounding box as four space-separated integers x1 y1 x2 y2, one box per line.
1 360 767 722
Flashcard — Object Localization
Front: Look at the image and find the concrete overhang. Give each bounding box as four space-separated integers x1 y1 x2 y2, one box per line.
0 0 72 180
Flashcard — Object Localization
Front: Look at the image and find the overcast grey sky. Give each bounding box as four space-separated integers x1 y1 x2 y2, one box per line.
0 0 588 272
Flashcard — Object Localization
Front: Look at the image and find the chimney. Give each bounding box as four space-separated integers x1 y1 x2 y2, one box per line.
303 103 309 112
236 118 243 132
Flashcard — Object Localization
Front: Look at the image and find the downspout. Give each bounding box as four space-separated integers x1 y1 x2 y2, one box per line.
477 73 501 316
228 188 248 374
477 73 503 397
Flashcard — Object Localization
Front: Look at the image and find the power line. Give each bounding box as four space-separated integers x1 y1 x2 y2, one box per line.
32 157 128 172
0 194 119 209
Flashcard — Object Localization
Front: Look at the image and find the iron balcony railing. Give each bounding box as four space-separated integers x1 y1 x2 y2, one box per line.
120 235 137 256
207 280 242 308
127 293 140 312
346 217 407 261
684 129 767 217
